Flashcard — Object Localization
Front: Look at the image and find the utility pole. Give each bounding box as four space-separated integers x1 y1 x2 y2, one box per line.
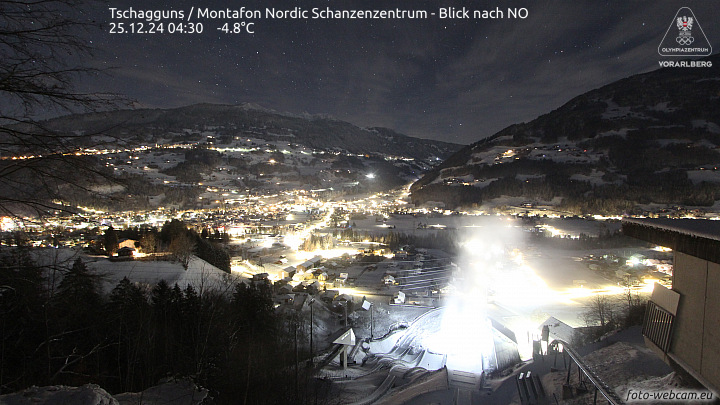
309 298 314 365
294 315 299 400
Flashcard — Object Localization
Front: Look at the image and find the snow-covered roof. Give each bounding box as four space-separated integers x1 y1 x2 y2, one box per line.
540 316 576 343
298 260 314 268
623 218 720 242
623 218 720 265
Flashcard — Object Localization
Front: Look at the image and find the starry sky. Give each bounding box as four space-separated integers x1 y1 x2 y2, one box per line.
83 0 719 145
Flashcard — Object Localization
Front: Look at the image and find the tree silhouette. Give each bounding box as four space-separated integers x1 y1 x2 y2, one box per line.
104 225 119 255
0 0 123 217
49 258 105 385
106 277 151 391
169 232 195 269
0 249 46 392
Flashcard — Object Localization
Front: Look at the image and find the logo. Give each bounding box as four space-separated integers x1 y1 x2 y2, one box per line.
676 16 693 45
658 7 711 56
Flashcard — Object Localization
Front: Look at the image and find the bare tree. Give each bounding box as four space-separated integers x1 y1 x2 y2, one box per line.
620 276 647 326
0 0 123 217
140 232 160 257
583 293 619 330
620 276 642 311
169 233 195 270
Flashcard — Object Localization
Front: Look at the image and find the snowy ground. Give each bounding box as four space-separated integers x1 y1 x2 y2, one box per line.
0 380 208 405
540 327 709 405
310 215 649 363
688 169 720 184
86 256 236 293
27 248 236 294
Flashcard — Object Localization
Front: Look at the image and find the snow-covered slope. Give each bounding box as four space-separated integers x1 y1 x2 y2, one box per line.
4 103 463 212
30 248 235 293
411 54 720 213
86 256 234 293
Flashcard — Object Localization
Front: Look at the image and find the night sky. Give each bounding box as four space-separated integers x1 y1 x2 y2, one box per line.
83 1 719 144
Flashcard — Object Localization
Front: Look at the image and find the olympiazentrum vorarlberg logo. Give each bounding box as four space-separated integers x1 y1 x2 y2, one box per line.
658 7 712 57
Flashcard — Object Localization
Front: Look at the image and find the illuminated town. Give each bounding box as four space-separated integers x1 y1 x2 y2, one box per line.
0 137 679 395
5 123 719 404
2 1 720 404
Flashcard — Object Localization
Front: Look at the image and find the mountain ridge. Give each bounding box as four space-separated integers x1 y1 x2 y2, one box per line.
411 54 720 214
38 102 462 161
1 102 464 212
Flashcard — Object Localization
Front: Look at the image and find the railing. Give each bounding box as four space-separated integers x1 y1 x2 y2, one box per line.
549 339 625 405
642 300 674 353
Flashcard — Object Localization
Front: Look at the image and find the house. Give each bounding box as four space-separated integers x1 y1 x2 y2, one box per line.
116 246 135 258
274 294 293 306
276 284 293 295
539 316 576 345
251 273 270 286
334 272 349 287
623 218 720 394
333 294 352 307
118 238 138 251
394 250 408 260
306 281 321 294
297 255 322 272
320 289 339 303
279 266 296 280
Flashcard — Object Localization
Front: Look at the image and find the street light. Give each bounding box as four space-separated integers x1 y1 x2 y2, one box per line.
362 298 375 340
343 300 348 328
370 301 374 340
